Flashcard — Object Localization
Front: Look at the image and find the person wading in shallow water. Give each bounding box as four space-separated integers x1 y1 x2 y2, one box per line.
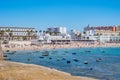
0 41 3 61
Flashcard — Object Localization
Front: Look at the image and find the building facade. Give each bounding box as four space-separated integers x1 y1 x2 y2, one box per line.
47 27 67 35
83 25 120 42
84 26 120 32
70 29 81 40
0 27 37 41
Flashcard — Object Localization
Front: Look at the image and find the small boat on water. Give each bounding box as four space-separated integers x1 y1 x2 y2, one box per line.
4 58 11 60
64 51 69 53
85 50 91 52
67 61 71 64
42 51 49 56
52 51 58 52
33 51 40 53
27 58 31 61
27 52 32 54
72 53 77 55
4 50 16 54
101 50 105 53
73 58 79 62
84 61 88 64
39 56 44 58
57 58 61 61
3 55 8 57
49 57 52 59
96 58 102 62
62 57 66 60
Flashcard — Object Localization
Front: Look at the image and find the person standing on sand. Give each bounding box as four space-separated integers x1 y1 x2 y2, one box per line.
0 41 3 61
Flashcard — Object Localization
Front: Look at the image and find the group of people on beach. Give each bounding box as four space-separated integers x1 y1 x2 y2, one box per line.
1 41 120 52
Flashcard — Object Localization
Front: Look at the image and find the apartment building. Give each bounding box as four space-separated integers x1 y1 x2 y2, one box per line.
47 27 67 35
0 27 37 41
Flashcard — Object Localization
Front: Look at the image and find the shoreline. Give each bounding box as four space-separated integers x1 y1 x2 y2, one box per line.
1 41 120 51
0 61 97 80
0 41 100 80
1 41 120 80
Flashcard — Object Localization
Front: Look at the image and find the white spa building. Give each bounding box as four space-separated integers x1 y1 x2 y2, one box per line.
32 27 71 44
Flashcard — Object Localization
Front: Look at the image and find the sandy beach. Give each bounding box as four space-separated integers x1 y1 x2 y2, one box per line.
0 41 99 80
1 41 120 80
1 41 120 51
0 61 97 80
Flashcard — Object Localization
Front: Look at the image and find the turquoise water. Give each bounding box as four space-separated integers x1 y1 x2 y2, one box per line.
5 48 120 80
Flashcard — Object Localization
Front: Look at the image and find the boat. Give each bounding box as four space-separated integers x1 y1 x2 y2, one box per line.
49 57 52 59
64 51 68 53
96 58 102 62
42 51 49 56
27 58 31 61
84 61 88 64
39 56 44 58
4 58 11 60
72 53 76 55
85 50 91 52
3 55 8 57
4 50 16 54
73 58 79 62
33 51 40 53
62 57 66 60
57 58 61 61
67 61 71 64
101 50 105 53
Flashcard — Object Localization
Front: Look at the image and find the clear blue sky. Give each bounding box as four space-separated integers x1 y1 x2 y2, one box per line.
0 0 120 31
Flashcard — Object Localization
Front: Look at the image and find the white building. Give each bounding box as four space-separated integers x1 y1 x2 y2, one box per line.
47 27 67 34
0 27 36 41
34 33 71 44
70 29 81 40
87 35 120 42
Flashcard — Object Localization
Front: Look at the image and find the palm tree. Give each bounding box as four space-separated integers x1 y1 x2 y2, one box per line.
35 30 38 33
6 28 12 40
39 30 42 33
54 32 58 36
77 33 81 40
6 28 10 32
118 32 120 36
45 31 49 34
27 30 30 36
9 30 13 40
0 30 5 40
27 30 30 40
43 30 46 34
39 30 42 36
49 32 52 35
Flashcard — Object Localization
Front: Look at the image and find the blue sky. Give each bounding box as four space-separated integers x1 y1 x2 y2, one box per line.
0 0 120 31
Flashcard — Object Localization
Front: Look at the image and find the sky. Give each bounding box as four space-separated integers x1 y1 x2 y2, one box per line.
0 0 120 31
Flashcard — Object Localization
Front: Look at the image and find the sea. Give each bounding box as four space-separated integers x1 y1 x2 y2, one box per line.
4 47 120 80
